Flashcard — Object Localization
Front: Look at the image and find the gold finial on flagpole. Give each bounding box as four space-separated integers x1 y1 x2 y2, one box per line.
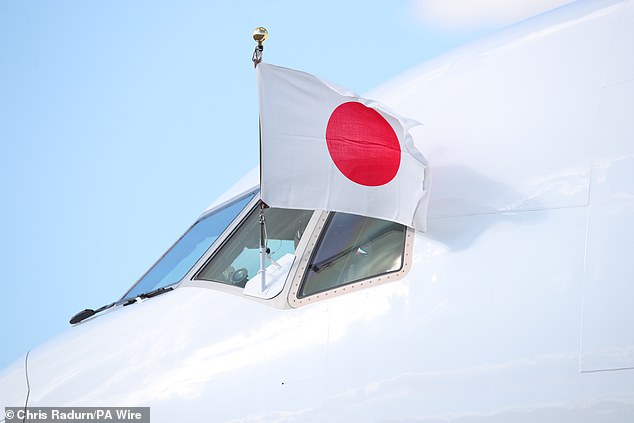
253 27 268 46
252 27 268 68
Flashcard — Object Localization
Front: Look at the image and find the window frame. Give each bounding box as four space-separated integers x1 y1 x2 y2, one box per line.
177 188 262 292
287 211 415 308
119 187 259 301
182 202 322 307
191 206 313 287
177 196 414 308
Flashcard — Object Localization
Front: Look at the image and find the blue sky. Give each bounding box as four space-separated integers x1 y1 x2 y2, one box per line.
0 0 571 370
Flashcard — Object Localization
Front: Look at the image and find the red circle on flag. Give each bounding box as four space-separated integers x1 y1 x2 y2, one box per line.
326 102 401 186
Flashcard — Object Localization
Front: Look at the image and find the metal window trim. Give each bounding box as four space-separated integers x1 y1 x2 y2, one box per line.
287 213 414 308
182 203 325 310
120 189 259 301
181 192 262 287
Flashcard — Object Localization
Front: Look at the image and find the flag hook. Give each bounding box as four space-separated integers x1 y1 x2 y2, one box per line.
252 27 268 68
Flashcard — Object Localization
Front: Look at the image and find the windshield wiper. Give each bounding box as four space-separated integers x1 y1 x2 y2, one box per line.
69 302 118 325
69 286 174 325
122 286 174 305
308 225 396 273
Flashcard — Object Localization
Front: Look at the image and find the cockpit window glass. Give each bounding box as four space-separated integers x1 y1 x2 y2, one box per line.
298 212 406 298
122 192 256 300
194 207 312 288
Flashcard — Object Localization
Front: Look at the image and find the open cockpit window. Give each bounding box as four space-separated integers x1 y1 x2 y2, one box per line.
194 207 312 288
121 191 256 300
289 212 411 306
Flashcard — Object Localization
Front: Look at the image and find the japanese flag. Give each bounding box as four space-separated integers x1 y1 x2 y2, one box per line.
257 63 430 231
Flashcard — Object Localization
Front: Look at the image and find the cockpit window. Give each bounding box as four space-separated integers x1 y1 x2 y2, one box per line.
298 212 406 298
121 192 256 300
194 207 312 288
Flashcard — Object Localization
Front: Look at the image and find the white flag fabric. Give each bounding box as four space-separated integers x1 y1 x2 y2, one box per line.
257 63 431 231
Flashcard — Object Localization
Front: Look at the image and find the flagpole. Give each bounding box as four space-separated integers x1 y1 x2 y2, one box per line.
253 27 268 291
257 203 268 291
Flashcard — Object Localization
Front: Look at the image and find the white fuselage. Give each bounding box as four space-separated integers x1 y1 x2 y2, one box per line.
1 0 633 421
